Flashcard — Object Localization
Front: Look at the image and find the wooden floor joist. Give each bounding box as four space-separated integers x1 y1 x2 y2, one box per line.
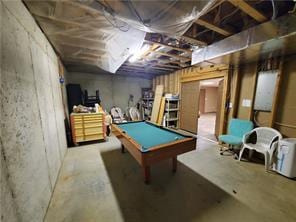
145 40 192 54
152 51 191 62
228 0 267 22
180 36 207 46
195 19 233 36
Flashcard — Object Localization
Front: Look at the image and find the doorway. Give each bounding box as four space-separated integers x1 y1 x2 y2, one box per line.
197 78 224 141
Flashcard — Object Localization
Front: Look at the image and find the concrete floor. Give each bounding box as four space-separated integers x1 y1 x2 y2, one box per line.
198 113 217 141
45 136 296 222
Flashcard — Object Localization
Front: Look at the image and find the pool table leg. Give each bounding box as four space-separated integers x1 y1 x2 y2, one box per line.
121 144 125 153
172 156 177 173
143 166 150 184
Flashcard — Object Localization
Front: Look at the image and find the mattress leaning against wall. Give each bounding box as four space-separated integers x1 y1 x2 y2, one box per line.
1 0 67 221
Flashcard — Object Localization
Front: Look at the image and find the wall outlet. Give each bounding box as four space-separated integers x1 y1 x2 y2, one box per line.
242 99 252 107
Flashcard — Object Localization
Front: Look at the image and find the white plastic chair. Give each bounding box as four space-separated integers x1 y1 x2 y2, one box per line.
238 127 282 171
110 107 126 123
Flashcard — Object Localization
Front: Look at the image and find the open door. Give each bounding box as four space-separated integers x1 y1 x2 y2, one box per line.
180 81 200 134
215 79 224 137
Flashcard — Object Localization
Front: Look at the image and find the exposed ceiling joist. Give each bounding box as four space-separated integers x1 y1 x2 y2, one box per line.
144 40 192 54
119 67 168 75
129 62 179 69
228 0 267 22
195 19 233 36
180 36 207 46
152 51 191 62
140 44 161 62
144 56 189 67
116 70 155 78
122 64 175 72
152 63 180 69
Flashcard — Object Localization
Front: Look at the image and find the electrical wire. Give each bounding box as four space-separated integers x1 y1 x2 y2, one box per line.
148 1 178 24
125 0 178 28
220 8 240 25
103 10 130 32
125 0 151 27
94 0 130 32
270 0 277 20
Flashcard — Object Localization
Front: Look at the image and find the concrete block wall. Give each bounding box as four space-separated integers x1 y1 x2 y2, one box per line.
1 1 67 221
67 72 151 112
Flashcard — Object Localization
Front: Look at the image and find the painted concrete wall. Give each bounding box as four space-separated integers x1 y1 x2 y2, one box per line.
66 72 151 112
1 143 19 222
1 1 67 221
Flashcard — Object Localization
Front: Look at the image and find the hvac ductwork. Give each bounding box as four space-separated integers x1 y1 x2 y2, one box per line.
192 14 296 66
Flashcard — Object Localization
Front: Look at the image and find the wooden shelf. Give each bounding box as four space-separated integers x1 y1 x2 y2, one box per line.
142 98 154 100
164 97 180 128
166 118 179 121
165 108 179 111
142 95 154 121
165 98 180 101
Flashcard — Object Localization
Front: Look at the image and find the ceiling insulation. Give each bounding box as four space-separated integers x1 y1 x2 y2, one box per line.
24 0 294 77
86 0 216 36
24 0 214 74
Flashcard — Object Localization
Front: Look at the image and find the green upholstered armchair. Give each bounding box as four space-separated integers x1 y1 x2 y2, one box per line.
219 119 254 156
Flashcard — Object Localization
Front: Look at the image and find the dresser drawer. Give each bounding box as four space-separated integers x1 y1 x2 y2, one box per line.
73 123 83 129
84 122 102 128
74 128 83 135
84 133 104 141
75 136 84 142
83 115 103 120
84 127 103 134
73 116 82 120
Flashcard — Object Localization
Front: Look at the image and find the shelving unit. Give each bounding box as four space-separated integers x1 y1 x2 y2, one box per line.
141 88 154 120
164 98 180 128
142 98 154 120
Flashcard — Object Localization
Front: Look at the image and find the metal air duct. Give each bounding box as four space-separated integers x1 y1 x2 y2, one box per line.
192 14 296 66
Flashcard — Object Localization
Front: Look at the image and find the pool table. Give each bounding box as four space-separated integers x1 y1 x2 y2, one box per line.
112 121 196 183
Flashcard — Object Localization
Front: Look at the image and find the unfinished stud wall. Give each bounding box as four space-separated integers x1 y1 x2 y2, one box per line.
236 63 258 120
233 56 296 137
274 55 296 137
66 72 151 112
1 1 67 221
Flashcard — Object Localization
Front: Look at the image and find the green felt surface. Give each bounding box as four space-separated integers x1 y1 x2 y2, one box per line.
117 122 185 151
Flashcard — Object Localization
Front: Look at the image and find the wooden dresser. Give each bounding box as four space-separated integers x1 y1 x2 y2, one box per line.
70 112 105 145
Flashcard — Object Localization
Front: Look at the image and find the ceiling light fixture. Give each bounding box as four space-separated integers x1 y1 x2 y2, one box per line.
202 81 215 86
129 44 150 63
